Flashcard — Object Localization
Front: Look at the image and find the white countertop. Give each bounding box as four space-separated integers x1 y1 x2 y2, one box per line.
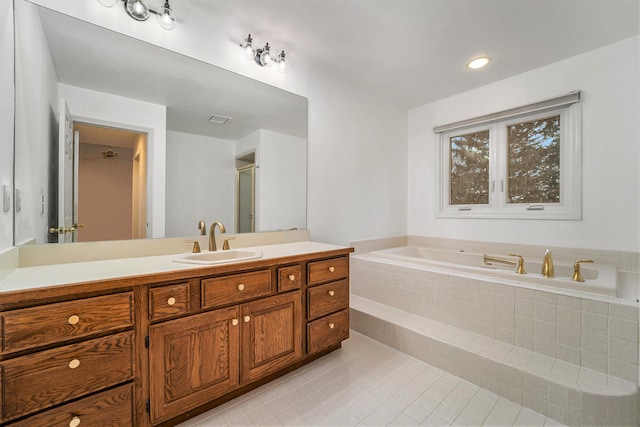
0 241 348 293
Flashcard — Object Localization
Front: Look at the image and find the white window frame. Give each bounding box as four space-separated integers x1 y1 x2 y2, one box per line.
436 95 582 220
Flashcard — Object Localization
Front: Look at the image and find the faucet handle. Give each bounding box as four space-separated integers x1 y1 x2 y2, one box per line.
572 259 594 282
222 237 235 251
187 240 201 253
508 253 526 275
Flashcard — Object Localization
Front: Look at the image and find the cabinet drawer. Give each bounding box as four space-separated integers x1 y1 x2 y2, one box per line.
149 282 190 320
1 292 133 353
307 309 349 354
307 279 349 320
1 331 134 422
307 257 349 286
202 270 272 309
9 383 133 427
278 265 302 292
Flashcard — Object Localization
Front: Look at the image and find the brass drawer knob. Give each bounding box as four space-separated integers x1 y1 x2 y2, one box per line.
69 359 81 369
167 297 176 306
328 323 335 329
69 416 81 427
328 290 335 297
68 315 80 325
238 284 245 291
243 315 251 323
328 266 335 273
232 318 238 326
288 274 296 281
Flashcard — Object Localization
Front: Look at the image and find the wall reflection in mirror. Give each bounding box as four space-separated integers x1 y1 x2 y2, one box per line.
13 0 308 246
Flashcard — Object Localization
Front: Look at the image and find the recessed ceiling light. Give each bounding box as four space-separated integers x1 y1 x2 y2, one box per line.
466 56 491 69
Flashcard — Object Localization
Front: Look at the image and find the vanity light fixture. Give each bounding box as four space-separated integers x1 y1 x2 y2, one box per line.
240 34 287 73
466 56 491 69
96 0 176 30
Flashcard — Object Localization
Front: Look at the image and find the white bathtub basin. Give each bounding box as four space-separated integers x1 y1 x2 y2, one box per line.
367 246 618 297
173 249 263 265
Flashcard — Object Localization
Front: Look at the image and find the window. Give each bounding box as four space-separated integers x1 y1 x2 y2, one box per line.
437 92 581 219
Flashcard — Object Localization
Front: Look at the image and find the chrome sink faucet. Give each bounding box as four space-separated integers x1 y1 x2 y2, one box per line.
209 222 226 251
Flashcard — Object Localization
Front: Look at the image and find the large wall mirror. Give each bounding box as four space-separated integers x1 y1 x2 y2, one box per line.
13 0 308 246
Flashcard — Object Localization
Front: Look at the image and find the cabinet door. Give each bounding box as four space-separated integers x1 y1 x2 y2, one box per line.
149 307 239 423
241 291 302 384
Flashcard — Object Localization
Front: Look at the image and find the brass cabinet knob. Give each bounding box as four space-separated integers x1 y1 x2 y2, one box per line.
238 284 245 291
328 290 335 297
69 416 81 427
328 266 335 273
288 274 296 281
243 315 251 323
167 297 176 306
68 359 80 369
231 318 238 326
68 315 80 325
328 323 335 329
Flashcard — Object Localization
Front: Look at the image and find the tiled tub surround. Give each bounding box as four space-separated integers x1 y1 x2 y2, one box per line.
350 250 640 426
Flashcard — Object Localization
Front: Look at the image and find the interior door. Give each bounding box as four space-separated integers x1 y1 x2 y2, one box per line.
56 98 76 243
237 165 255 233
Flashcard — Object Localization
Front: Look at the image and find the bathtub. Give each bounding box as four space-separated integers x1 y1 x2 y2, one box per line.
367 246 618 297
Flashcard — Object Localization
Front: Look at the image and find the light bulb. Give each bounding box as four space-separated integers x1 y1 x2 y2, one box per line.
241 34 254 60
277 51 287 73
466 56 491 69
125 0 150 20
259 43 272 67
156 0 175 30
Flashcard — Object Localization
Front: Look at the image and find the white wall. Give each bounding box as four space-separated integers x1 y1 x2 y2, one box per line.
0 0 14 251
165 131 236 238
13 0 59 246
26 0 409 247
408 36 640 252
258 130 306 231
58 84 167 239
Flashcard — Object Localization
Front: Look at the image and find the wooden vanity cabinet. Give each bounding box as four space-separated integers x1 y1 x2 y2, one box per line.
0 247 352 427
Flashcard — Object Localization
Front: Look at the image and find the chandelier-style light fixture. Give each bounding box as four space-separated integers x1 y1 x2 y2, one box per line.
240 34 287 73
97 0 176 30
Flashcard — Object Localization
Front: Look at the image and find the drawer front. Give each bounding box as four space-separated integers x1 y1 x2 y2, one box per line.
1 331 134 421
307 257 349 286
307 309 349 354
278 265 302 292
202 270 272 309
307 279 349 320
149 282 190 320
2 292 133 353
9 383 133 427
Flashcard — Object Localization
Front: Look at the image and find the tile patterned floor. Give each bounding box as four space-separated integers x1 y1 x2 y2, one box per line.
177 331 565 426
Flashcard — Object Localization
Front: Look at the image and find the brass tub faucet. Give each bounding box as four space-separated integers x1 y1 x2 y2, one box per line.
483 253 526 274
541 250 555 278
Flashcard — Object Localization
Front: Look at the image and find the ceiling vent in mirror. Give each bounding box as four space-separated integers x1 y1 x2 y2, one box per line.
208 114 232 125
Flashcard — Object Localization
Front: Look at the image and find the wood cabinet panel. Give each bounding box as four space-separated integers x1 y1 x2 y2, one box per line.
149 282 190 320
1 292 133 353
277 265 302 292
307 309 349 355
9 383 134 427
1 331 133 422
201 270 271 309
149 307 240 424
307 279 349 320
241 292 302 384
307 257 349 286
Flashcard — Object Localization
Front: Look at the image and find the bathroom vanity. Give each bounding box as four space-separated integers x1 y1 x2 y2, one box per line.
0 242 352 426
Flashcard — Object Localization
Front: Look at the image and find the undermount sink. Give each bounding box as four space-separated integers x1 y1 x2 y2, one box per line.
173 249 263 265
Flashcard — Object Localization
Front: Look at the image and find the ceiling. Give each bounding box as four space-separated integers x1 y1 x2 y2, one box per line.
192 0 639 108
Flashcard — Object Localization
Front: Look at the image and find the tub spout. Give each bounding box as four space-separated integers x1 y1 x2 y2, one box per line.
483 254 526 274
541 250 555 278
